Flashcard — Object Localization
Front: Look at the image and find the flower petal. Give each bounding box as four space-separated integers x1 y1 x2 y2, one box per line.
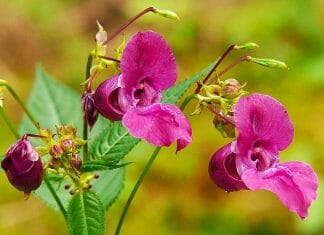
209 143 248 192
94 75 125 121
121 31 177 94
241 161 318 219
122 103 191 151
235 93 294 154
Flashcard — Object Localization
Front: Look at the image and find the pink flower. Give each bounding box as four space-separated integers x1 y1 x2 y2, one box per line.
94 31 192 151
209 94 318 219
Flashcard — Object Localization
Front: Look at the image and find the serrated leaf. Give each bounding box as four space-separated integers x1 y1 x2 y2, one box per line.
67 191 105 235
81 160 132 172
162 61 216 104
88 121 140 164
19 65 123 211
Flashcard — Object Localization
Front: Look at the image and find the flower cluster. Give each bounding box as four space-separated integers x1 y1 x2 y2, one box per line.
209 93 318 219
94 31 192 152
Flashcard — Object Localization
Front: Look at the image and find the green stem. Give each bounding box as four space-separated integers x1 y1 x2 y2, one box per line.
180 94 195 111
114 147 162 235
82 54 93 162
44 177 67 220
0 80 40 130
0 106 20 139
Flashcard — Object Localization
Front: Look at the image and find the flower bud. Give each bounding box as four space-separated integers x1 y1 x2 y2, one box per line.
213 115 236 138
50 145 63 157
82 91 99 129
222 78 241 99
247 56 288 69
95 21 107 45
1 137 43 194
234 42 259 51
154 8 180 20
61 139 73 152
71 154 82 171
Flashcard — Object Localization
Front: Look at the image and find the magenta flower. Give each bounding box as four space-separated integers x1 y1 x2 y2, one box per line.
94 31 192 151
209 94 318 219
1 136 44 194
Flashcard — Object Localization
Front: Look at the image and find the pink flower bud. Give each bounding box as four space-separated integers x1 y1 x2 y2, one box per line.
1 137 43 194
82 91 99 129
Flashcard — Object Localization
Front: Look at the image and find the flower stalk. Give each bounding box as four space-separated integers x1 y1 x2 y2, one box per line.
0 80 40 130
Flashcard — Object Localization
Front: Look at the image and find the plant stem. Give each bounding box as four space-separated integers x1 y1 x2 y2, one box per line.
195 44 236 94
104 7 157 45
82 54 93 162
44 177 67 220
180 94 195 111
0 80 40 130
0 106 20 139
114 147 162 235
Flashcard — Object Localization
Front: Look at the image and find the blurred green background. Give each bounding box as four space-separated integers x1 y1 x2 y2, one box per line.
0 0 324 234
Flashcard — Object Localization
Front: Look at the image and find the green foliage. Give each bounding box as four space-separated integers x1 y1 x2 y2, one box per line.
88 121 140 165
19 65 124 211
162 61 216 104
67 191 105 235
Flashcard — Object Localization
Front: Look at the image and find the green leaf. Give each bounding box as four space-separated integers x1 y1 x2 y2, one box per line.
67 191 105 235
81 160 132 172
162 61 216 104
88 121 140 164
0 155 4 172
19 65 124 211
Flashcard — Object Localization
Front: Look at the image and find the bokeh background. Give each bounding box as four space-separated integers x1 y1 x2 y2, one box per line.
1 0 324 234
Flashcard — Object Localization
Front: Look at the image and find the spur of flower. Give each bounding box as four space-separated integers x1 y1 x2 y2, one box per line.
209 93 318 219
94 30 192 151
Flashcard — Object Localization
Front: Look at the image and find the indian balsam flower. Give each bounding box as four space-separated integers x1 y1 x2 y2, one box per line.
1 136 44 195
94 31 192 152
209 93 318 219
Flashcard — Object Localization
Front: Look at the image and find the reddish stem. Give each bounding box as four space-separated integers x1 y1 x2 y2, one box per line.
103 7 157 45
195 44 236 94
206 105 235 126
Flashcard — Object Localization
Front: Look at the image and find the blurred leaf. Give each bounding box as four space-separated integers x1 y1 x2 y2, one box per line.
67 191 105 235
0 155 3 172
19 65 124 211
162 61 216 104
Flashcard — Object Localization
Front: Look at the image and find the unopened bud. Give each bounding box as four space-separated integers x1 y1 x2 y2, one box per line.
213 116 236 138
82 91 99 129
1 136 43 194
154 8 180 20
61 139 73 152
95 21 107 45
247 57 288 69
234 42 259 51
94 174 100 179
222 79 241 99
71 154 82 171
50 145 63 157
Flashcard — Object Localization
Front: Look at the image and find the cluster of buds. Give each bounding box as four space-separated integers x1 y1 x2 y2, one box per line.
42 125 85 173
0 124 89 196
191 42 287 138
192 78 246 138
